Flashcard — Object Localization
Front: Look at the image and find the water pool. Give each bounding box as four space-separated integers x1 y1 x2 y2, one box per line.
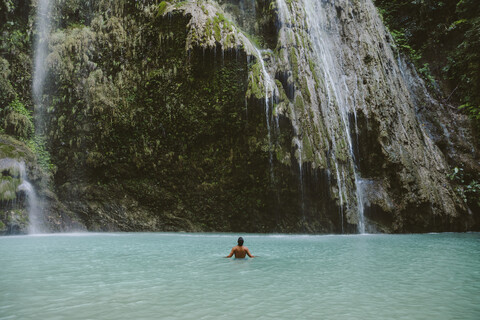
1 233 479 319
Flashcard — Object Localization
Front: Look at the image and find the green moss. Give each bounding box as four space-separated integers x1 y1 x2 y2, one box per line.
275 79 289 103
317 151 327 168
301 78 311 103
157 1 169 16
289 47 299 82
210 13 234 44
174 1 188 8
1 98 34 140
308 58 321 90
335 138 348 163
26 135 54 172
246 62 266 99
0 135 28 159
213 20 222 42
201 5 208 15
225 33 234 47
4 112 33 140
205 18 213 40
0 143 17 158
302 135 315 162
294 94 305 114
275 146 291 165
0 176 21 201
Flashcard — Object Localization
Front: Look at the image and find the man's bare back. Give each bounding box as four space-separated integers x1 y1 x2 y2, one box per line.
225 237 255 259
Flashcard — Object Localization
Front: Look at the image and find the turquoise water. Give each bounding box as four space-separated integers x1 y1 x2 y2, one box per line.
1 233 479 319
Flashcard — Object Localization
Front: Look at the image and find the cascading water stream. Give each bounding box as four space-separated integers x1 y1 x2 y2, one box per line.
27 0 53 233
17 167 42 234
253 48 278 183
275 0 366 232
274 0 311 228
33 0 53 136
304 0 366 233
0 159 42 233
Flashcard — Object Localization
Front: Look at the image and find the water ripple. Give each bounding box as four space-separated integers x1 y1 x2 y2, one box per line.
1 233 479 319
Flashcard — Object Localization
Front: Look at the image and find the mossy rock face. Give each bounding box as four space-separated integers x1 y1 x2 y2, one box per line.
0 0 341 233
0 220 6 234
0 175 21 201
0 135 31 164
0 58 15 103
0 135 86 234
2 0 477 234
0 136 33 234
4 111 34 140
0 210 29 235
31 1 313 233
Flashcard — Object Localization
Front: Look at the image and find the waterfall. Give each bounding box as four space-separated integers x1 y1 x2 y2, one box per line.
275 0 367 232
0 159 43 233
33 0 53 136
253 48 278 182
28 0 53 233
302 0 366 233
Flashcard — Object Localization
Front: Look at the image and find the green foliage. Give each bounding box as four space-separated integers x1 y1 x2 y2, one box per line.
157 1 169 17
389 29 420 62
27 136 55 173
1 98 34 140
0 2 32 110
459 103 480 120
448 167 480 207
3 98 32 121
0 58 15 104
213 13 230 42
446 14 480 113
374 0 480 123
418 63 436 88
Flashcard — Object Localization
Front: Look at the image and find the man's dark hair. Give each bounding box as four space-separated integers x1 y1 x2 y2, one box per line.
238 237 244 246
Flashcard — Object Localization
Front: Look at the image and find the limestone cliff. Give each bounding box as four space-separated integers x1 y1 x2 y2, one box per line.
269 0 479 232
0 0 478 234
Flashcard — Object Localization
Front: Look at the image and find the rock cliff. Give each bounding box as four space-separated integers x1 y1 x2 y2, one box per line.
0 0 478 234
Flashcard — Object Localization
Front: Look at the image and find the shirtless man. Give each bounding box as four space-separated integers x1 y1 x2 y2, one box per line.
225 237 255 258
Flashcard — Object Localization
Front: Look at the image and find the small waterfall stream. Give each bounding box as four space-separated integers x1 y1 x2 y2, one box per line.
254 48 278 182
33 0 53 136
25 0 53 233
0 159 42 233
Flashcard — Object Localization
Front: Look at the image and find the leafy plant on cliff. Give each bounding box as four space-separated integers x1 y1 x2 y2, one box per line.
0 98 33 139
448 167 480 208
27 136 55 173
0 98 53 172
3 98 32 121
0 3 31 104
374 0 480 122
157 1 169 16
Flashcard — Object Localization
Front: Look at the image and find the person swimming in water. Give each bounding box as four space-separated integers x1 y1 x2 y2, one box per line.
225 237 255 258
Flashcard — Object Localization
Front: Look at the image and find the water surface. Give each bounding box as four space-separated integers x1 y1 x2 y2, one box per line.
1 233 479 319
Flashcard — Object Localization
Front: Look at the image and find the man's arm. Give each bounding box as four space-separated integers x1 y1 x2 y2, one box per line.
225 248 235 258
246 247 255 258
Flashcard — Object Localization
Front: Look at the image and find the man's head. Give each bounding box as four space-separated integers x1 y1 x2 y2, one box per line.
237 237 244 246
